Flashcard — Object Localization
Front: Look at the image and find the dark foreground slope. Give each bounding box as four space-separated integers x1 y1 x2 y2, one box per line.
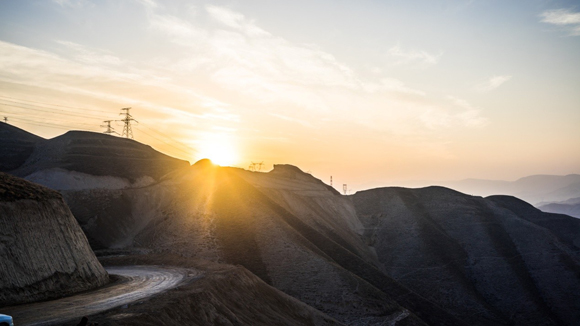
0 172 109 306
352 187 580 326
5 128 189 182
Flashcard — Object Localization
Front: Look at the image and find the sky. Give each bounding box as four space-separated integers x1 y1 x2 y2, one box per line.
0 0 579 192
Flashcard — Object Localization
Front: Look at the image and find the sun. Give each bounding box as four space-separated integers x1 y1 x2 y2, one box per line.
197 134 239 166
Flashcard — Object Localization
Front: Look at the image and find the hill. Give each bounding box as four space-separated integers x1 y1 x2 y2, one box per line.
352 186 580 325
0 172 109 306
0 122 44 171
13 130 190 183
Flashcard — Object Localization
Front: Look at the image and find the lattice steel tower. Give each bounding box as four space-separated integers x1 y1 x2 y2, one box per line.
119 107 137 139
101 120 118 135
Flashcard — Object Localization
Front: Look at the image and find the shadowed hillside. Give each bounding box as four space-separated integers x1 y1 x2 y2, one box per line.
0 122 44 172
2 126 189 183
352 187 580 325
64 162 458 325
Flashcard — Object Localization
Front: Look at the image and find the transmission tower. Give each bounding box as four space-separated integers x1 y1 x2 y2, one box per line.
100 120 118 135
3 117 7 124
343 184 348 195
249 161 264 171
330 176 333 186
119 107 137 139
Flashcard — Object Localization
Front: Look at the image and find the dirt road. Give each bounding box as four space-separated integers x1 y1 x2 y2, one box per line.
2 265 199 326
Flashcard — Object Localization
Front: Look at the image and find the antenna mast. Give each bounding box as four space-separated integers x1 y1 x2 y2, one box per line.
119 107 137 139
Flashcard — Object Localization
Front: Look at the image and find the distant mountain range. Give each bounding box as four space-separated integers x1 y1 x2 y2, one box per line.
537 197 580 219
415 174 580 208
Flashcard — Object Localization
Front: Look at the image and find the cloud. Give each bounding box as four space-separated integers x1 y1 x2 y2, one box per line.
476 75 512 92
56 41 122 66
420 96 487 129
0 2 488 163
52 0 90 8
134 3 487 136
387 44 442 67
540 9 580 36
0 40 235 126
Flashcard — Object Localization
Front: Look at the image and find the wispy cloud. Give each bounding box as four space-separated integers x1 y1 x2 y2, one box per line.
0 1 488 163
540 9 580 36
52 0 90 8
387 44 442 67
56 41 122 66
419 96 487 130
475 75 512 92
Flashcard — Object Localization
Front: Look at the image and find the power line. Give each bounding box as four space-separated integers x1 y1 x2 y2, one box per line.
0 111 96 127
0 95 113 115
134 126 193 158
139 123 198 154
0 102 104 120
7 116 96 131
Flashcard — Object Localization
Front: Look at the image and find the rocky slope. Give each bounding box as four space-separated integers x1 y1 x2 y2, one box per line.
0 172 109 306
352 186 580 325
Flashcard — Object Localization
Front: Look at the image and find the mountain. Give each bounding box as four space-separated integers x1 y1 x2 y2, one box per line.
3 126 579 325
352 187 580 325
538 197 580 219
441 174 580 205
61 161 457 325
0 172 109 306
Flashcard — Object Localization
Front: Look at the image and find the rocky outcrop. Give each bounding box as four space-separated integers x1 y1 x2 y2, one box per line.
353 186 580 325
0 172 109 306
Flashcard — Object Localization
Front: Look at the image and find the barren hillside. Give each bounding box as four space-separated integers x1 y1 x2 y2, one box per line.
0 172 109 306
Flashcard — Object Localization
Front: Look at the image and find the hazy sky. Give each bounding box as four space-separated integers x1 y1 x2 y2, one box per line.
0 0 579 191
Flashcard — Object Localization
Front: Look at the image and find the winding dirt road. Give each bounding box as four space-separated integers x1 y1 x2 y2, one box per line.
3 265 199 326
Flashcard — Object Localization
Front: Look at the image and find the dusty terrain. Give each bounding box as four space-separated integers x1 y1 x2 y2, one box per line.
0 173 109 306
70 255 344 326
3 265 195 326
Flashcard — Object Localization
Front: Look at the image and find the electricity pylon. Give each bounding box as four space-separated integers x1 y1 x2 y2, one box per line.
100 120 118 135
119 107 137 139
249 161 264 171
